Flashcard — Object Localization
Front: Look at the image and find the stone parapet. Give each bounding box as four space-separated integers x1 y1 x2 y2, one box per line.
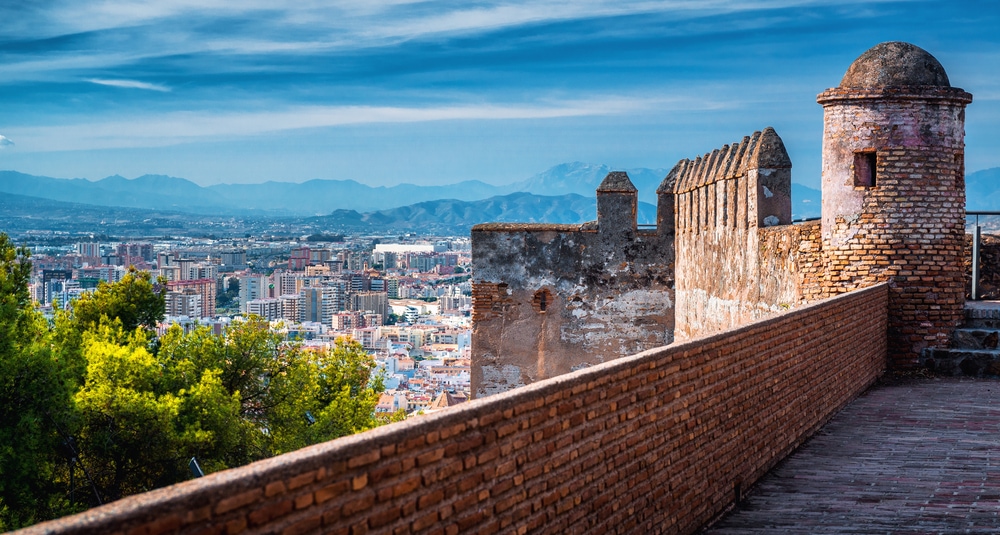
17 285 888 535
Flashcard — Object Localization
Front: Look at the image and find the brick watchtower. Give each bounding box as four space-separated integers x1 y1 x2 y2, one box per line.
817 42 973 367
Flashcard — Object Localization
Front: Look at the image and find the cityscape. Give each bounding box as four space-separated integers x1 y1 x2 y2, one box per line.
27 232 475 418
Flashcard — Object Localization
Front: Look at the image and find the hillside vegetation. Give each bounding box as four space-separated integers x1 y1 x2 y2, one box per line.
0 235 398 529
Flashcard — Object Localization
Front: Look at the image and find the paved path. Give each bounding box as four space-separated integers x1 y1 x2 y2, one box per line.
703 376 1000 534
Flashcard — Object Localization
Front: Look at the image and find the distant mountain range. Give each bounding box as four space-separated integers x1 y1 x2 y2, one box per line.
310 192 659 234
2 163 997 234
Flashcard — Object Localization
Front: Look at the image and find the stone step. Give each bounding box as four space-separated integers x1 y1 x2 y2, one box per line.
951 328 1000 349
920 348 1000 377
963 318 1000 329
963 301 1000 329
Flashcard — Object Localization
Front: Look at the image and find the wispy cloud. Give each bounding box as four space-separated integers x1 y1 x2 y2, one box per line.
87 78 170 92
0 135 13 148
2 1 914 57
10 94 719 152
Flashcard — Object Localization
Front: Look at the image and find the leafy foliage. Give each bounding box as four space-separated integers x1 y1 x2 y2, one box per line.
70 268 166 334
0 233 388 528
0 235 77 528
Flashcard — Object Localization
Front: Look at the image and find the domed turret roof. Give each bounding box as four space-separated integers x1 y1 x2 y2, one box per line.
840 42 950 88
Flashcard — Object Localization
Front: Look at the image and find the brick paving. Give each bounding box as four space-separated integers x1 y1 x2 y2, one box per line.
703 376 1000 534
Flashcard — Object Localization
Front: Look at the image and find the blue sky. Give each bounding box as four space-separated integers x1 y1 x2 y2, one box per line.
0 1 997 189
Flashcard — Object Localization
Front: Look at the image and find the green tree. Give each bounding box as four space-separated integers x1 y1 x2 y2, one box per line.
0 234 77 529
70 268 166 334
0 250 391 527
73 324 244 503
73 325 183 502
155 322 265 467
268 337 383 454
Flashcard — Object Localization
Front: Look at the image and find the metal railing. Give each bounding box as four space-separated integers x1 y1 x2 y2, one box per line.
967 211 1000 301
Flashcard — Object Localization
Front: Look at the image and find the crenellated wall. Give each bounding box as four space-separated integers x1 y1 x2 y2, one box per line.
671 127 798 339
471 174 675 397
18 285 888 535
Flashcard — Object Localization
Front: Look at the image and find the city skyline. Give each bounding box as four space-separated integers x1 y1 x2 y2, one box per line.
1 1 998 189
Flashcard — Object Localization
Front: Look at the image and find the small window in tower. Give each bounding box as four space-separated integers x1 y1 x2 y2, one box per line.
853 151 877 188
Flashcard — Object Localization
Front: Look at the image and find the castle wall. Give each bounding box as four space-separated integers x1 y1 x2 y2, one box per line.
471 221 673 398
20 284 888 535
672 128 799 339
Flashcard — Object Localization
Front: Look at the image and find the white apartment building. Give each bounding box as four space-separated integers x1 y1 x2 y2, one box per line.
239 275 269 313
246 297 281 320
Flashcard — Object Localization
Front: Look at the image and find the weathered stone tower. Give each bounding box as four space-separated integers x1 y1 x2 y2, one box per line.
816 42 973 367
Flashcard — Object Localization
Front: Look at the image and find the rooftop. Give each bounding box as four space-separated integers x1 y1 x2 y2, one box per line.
840 41 950 88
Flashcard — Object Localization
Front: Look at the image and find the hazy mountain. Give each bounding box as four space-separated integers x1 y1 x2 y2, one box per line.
311 192 659 233
206 179 506 214
792 183 821 221
0 191 200 235
0 171 228 213
509 162 669 203
0 163 667 215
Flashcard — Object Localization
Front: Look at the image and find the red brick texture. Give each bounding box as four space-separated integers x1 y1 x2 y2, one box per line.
18 285 888 535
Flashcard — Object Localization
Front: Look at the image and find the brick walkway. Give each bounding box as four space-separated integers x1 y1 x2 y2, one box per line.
703 376 1000 534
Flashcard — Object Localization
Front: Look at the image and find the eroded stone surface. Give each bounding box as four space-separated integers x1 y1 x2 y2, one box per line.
470 174 675 397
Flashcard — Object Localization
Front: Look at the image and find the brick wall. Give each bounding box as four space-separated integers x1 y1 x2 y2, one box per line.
794 220 826 300
21 284 888 535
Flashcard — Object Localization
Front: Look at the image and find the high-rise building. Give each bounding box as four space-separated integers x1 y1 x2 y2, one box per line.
219 250 246 268
117 243 154 263
239 275 268 313
349 291 388 326
301 287 325 323
322 285 342 323
289 247 311 270
77 242 101 258
165 291 202 318
246 298 282 321
167 279 217 317
278 294 303 323
41 269 72 304
310 248 331 263
188 263 218 281
331 311 362 331
276 271 301 297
